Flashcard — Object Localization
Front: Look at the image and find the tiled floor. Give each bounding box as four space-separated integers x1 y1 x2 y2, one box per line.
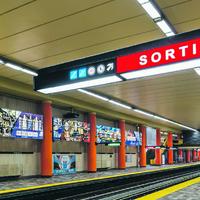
160 182 200 200
0 162 198 191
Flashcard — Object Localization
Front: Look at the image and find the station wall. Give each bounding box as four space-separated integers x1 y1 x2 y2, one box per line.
0 94 138 177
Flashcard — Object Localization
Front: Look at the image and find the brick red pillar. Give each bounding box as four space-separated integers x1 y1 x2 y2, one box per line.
186 149 191 163
178 149 183 162
118 120 126 169
198 150 200 161
41 101 53 177
87 113 97 172
155 128 161 165
193 149 197 162
140 126 146 167
167 132 173 164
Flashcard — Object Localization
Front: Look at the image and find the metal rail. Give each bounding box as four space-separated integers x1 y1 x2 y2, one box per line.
0 164 200 200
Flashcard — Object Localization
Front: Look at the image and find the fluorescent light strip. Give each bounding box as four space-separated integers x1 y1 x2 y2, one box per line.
156 19 175 37
134 109 198 132
194 67 200 76
108 100 132 109
78 89 109 101
38 75 122 94
137 0 175 37
121 58 200 80
134 109 154 117
5 63 38 76
140 1 161 19
77 90 198 131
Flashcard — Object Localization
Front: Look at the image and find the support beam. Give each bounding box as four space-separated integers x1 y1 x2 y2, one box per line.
155 128 161 165
41 101 53 177
87 113 97 172
140 126 146 167
118 119 126 169
167 132 173 164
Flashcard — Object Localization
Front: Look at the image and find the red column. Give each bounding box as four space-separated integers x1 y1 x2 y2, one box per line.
87 112 97 172
178 149 183 162
198 150 200 161
193 149 197 162
155 129 161 165
118 120 126 169
41 101 53 177
186 149 191 163
167 132 173 164
140 126 146 167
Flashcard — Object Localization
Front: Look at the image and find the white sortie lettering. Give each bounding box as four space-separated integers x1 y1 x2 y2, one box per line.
165 49 175 60
139 55 147 65
179 45 188 57
192 43 197 55
151 52 161 63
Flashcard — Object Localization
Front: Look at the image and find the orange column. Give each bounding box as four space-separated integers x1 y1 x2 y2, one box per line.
186 149 191 163
87 112 97 172
193 149 197 162
140 126 146 167
118 119 126 169
167 132 173 164
198 150 200 161
178 149 183 162
41 101 53 177
155 128 161 165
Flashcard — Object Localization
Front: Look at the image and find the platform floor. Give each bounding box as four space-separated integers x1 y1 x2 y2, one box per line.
160 181 200 200
0 162 199 194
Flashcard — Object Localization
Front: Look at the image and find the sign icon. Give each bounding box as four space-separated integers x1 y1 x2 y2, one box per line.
78 68 87 78
97 64 105 74
69 70 78 80
88 66 96 76
106 63 114 71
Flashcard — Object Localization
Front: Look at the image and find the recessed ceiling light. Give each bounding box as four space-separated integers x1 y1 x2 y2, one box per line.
156 19 175 37
137 0 161 19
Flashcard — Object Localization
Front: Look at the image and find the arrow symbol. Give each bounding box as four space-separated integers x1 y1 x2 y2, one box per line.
106 63 114 71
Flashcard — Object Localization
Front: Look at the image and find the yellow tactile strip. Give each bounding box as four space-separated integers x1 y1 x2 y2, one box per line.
0 163 199 195
136 177 200 200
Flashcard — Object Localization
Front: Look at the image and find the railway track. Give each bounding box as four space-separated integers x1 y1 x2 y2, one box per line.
0 164 200 200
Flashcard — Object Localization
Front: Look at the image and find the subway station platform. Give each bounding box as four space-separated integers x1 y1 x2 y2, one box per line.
137 175 200 200
0 162 199 195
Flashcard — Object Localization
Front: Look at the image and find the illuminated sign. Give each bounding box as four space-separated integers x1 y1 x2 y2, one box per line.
117 38 200 74
35 59 117 93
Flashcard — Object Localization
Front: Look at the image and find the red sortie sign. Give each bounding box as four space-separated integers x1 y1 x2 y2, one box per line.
117 38 200 74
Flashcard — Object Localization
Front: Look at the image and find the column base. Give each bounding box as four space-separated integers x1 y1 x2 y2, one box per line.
87 171 97 173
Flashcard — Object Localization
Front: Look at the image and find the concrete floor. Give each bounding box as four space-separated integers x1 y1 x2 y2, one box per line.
160 182 200 200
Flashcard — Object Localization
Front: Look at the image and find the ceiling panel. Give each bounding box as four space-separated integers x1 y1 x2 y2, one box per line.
0 0 110 40
0 0 144 55
29 30 162 68
84 70 200 128
157 0 200 33
156 0 192 8
9 15 157 64
0 0 33 14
